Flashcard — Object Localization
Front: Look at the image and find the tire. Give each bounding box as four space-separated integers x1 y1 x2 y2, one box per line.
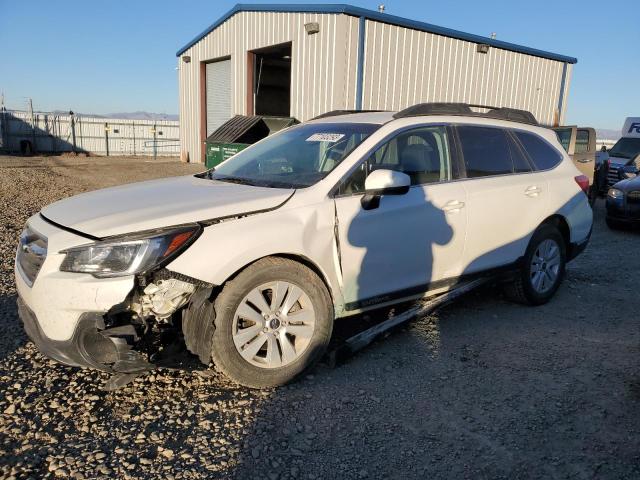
606 217 625 231
587 186 597 207
210 257 333 388
505 224 566 306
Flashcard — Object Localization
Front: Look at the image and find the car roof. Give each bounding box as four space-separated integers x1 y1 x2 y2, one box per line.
308 111 395 125
306 111 558 144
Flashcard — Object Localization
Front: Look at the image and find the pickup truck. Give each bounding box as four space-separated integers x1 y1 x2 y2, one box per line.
602 117 640 188
553 126 607 204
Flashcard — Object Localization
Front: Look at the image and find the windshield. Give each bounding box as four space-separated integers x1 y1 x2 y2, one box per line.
609 137 640 159
209 123 379 188
554 128 572 152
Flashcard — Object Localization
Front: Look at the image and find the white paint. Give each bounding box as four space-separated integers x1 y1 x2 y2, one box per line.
622 117 640 138
363 169 410 191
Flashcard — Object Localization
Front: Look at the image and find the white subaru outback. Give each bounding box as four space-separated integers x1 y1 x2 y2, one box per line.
15 104 593 388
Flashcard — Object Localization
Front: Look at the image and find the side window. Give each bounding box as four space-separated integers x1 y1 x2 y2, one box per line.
507 133 533 173
514 131 563 171
339 126 451 194
457 126 513 178
554 128 572 152
574 129 590 154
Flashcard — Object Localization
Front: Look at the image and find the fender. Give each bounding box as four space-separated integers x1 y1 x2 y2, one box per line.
165 201 347 313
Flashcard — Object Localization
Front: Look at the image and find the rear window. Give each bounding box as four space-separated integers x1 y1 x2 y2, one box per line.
457 126 513 178
575 129 590 154
514 131 563 171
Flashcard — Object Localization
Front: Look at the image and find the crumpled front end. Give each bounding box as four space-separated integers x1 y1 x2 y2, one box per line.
15 214 216 382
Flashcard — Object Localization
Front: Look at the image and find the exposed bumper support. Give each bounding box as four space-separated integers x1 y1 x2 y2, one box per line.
17 296 153 373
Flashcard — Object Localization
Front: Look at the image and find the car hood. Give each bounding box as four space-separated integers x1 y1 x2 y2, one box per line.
613 175 640 192
41 175 294 238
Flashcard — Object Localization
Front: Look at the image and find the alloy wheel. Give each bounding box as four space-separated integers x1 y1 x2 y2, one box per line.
529 239 561 294
232 281 316 369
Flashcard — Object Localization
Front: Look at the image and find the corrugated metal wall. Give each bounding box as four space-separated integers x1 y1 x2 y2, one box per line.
179 11 359 163
360 20 571 126
178 12 571 163
0 110 179 156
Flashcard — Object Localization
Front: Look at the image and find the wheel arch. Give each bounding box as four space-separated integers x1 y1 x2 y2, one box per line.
220 253 337 305
540 214 571 251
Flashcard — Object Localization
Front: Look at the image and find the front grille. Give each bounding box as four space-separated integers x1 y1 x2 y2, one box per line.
17 226 47 286
628 191 640 205
607 164 621 187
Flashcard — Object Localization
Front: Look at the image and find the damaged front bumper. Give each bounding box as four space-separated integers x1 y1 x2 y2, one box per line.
15 214 215 379
17 297 153 373
16 273 215 376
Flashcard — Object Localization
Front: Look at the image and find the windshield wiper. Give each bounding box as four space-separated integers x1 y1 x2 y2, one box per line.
213 175 259 186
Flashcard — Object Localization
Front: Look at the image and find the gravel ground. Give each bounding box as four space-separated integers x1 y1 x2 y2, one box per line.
1 154 639 480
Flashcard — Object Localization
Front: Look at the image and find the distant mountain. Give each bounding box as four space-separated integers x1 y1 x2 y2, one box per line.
105 111 179 121
596 128 620 140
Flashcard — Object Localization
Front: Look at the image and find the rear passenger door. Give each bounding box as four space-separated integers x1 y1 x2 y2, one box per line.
456 125 549 274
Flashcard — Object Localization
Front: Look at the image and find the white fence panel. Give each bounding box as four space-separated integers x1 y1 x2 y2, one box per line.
0 109 180 156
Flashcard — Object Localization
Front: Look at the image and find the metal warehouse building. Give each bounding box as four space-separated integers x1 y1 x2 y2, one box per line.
177 3 577 163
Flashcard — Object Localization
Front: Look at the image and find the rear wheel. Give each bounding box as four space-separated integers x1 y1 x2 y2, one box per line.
211 257 333 388
606 217 626 230
587 185 597 207
505 224 566 305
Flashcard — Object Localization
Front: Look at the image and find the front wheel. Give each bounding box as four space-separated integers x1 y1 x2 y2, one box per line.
505 224 566 305
211 257 333 388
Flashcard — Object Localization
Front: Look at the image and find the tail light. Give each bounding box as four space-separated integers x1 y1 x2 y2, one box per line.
574 175 589 195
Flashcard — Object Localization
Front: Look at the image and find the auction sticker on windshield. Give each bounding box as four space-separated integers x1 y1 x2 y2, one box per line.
306 133 345 142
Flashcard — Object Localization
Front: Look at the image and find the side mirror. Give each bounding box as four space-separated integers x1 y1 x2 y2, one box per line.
361 169 410 210
364 169 411 195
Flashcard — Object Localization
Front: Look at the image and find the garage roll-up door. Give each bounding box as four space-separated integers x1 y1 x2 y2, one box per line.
206 59 231 136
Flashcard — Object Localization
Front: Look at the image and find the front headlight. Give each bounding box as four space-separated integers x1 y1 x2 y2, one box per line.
607 188 624 200
60 225 200 277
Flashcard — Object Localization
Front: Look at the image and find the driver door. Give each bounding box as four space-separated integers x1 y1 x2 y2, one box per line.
333 125 467 310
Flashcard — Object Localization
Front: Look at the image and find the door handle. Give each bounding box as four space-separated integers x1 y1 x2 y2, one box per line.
443 200 465 212
525 186 542 197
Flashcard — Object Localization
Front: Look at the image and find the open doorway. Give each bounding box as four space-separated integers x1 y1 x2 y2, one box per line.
251 43 291 117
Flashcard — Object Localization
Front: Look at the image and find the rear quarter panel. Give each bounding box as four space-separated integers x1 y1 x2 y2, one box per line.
546 159 593 243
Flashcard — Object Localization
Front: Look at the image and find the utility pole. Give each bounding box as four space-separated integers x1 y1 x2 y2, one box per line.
28 98 37 154
104 122 110 156
70 111 77 153
0 93 5 150
152 123 157 161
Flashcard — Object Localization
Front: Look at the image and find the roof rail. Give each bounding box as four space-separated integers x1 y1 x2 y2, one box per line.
393 103 473 118
484 108 538 125
393 102 538 125
311 110 386 120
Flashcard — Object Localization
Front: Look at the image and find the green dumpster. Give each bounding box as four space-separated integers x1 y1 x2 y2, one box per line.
205 142 248 168
205 115 298 169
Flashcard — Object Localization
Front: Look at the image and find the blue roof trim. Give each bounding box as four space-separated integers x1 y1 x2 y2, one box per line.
176 3 578 64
